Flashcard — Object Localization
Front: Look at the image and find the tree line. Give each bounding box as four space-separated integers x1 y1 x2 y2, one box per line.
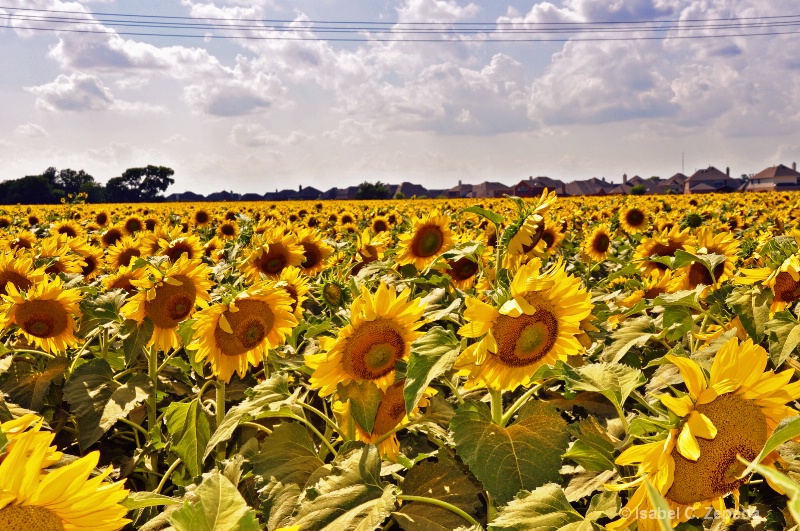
0 165 175 204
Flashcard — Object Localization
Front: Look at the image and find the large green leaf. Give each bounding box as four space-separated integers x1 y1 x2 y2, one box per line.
561 362 645 419
290 445 397 531
602 316 658 363
204 373 292 459
62 358 123 449
122 318 154 367
563 417 617 472
251 422 324 530
166 398 212 478
337 380 384 434
169 471 260 531
451 400 569 504
0 355 68 411
394 458 482 531
460 205 504 227
766 311 800 368
404 326 460 414
727 285 771 343
121 491 182 510
489 483 600 531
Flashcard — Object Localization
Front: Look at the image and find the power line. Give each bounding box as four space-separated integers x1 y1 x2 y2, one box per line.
1 5 799 42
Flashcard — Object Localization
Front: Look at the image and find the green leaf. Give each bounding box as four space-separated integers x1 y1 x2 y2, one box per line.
291 445 397 531
563 417 617 472
745 416 800 476
0 429 7 454
451 400 569 505
169 471 260 531
165 398 212 478
62 359 119 449
121 491 182 510
727 286 770 343
743 459 800 525
673 250 727 283
337 380 384 434
205 373 291 459
394 458 482 531
251 422 324 530
122 318 154 367
767 311 800 368
100 373 151 433
0 355 68 411
760 236 799 269
460 205 504 227
489 483 593 531
404 326 460 414
602 316 658 363
644 479 672 531
662 306 693 342
653 287 703 310
562 362 645 417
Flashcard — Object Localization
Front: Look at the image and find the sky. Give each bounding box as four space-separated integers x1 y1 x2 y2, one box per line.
1 0 800 196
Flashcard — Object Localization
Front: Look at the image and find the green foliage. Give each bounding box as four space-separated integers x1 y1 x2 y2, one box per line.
355 181 391 200
630 184 647 195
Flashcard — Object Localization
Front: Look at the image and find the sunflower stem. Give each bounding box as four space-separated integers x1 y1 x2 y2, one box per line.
242 421 272 435
155 458 182 494
397 495 480 528
215 380 226 462
501 382 545 426
289 413 338 457
146 345 159 491
489 388 504 425
297 402 346 438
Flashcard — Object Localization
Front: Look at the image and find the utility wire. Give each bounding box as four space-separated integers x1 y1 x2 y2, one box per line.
1 5 799 42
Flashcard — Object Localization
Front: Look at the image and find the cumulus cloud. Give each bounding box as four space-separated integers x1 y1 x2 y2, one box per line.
229 123 311 147
25 72 165 113
13 123 48 138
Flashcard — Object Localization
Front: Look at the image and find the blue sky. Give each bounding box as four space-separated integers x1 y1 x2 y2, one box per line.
1 0 799 195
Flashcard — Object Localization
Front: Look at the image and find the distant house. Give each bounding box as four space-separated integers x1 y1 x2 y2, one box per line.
165 191 205 202
240 193 264 201
205 191 241 201
472 181 512 198
684 166 740 194
513 176 566 197
445 181 474 198
660 173 687 194
390 182 429 198
745 163 800 192
564 177 614 196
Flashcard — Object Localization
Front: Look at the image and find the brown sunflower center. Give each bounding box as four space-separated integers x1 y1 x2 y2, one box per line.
301 242 322 270
323 283 343 307
774 271 800 303
625 209 646 227
214 299 274 357
220 223 236 237
163 241 194 261
16 299 70 339
493 295 558 367
542 231 556 249
56 225 77 238
256 245 287 276
647 242 683 271
687 261 726 288
447 257 479 281
125 218 142 233
592 233 610 253
96 212 108 226
109 275 136 294
82 256 98 277
667 393 767 505
341 318 405 380
0 505 66 531
116 248 140 268
373 219 388 233
145 274 197 328
411 225 444 258
195 211 209 224
0 271 32 295
371 380 407 436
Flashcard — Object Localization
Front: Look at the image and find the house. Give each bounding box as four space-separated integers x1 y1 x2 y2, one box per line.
240 193 264 201
205 190 241 201
472 181 512 198
660 173 687 194
564 177 615 196
745 163 800 192
513 176 566 197
445 181 474 198
683 166 739 194
165 191 205 202
390 182 429 198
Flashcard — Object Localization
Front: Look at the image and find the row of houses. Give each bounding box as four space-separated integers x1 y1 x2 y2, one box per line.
165 162 800 201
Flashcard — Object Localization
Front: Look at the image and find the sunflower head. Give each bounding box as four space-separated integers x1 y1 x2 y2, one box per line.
396 212 454 270
295 228 333 276
242 229 305 282
583 224 613 262
620 206 649 233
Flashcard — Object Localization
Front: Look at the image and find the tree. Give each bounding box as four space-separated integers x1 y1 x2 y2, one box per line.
355 181 390 200
55 169 96 196
630 184 647 195
106 165 175 202
0 176 58 204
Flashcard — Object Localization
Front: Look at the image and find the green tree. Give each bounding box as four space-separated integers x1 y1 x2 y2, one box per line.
630 184 647 195
0 175 58 204
55 169 96 196
355 181 390 200
106 165 175 202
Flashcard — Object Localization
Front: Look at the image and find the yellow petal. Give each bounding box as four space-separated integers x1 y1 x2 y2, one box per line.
218 313 233 334
660 394 694 417
665 354 707 399
163 277 183 286
686 410 717 440
676 423 700 461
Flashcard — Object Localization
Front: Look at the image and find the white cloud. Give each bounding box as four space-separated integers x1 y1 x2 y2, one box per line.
13 123 49 138
25 72 166 113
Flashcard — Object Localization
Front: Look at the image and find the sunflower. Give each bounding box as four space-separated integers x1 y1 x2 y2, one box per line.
583 224 613 261
620 205 649 233
121 255 213 352
318 277 350 310
241 228 305 282
10 230 37 251
217 221 238 240
277 266 309 320
193 208 211 226
456 258 592 391
158 233 204 263
634 226 695 275
396 212 454 270
203 236 227 263
505 189 557 267
438 240 492 291
539 219 566 253
333 380 433 460
1 276 82 354
189 281 297 382
670 228 739 292
355 229 392 266
122 215 144 235
735 253 800 314
36 234 86 276
101 264 144 294
100 226 124 247
619 269 676 308
0 251 46 296
608 337 800 530
371 216 391 233
69 239 104 281
94 210 110 227
0 417 129 531
50 219 83 239
295 228 333 276
305 283 425 396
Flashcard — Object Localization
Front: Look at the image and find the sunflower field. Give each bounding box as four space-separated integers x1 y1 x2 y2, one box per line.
6 190 800 530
